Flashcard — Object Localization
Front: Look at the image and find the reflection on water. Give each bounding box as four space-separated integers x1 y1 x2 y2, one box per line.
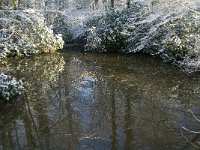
0 51 200 150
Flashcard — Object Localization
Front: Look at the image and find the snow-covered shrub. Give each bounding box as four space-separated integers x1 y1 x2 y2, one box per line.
125 3 200 72
0 10 64 58
84 1 200 72
84 2 150 52
0 73 23 101
160 12 200 72
44 11 74 44
84 8 133 52
85 26 103 51
50 9 106 45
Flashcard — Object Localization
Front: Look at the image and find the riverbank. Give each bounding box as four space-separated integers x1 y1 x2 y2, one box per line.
1 1 199 72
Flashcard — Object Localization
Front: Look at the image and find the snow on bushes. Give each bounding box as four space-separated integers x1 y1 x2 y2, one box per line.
0 73 23 101
44 11 74 44
0 10 64 58
84 9 129 52
84 1 200 72
49 8 107 45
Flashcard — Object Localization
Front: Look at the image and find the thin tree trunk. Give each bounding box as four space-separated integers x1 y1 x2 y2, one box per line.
65 97 74 148
24 111 36 149
124 92 134 150
127 0 130 8
13 0 17 9
18 0 21 7
13 0 17 43
0 1 2 9
111 82 117 150
111 0 114 8
94 0 99 9
24 94 44 150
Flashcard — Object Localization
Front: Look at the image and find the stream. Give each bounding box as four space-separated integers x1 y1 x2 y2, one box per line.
0 50 200 150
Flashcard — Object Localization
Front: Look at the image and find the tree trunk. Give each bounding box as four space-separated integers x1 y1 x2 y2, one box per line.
18 0 21 7
94 0 98 7
111 82 117 150
13 0 17 43
0 1 2 9
127 0 130 8
111 0 114 8
13 0 17 10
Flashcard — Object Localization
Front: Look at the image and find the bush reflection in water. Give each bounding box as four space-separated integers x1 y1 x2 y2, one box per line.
0 51 200 150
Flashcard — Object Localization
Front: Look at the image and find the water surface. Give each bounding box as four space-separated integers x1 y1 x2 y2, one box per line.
0 51 200 150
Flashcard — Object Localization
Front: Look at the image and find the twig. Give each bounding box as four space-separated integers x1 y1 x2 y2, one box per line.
190 109 200 122
179 124 200 134
180 128 200 149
